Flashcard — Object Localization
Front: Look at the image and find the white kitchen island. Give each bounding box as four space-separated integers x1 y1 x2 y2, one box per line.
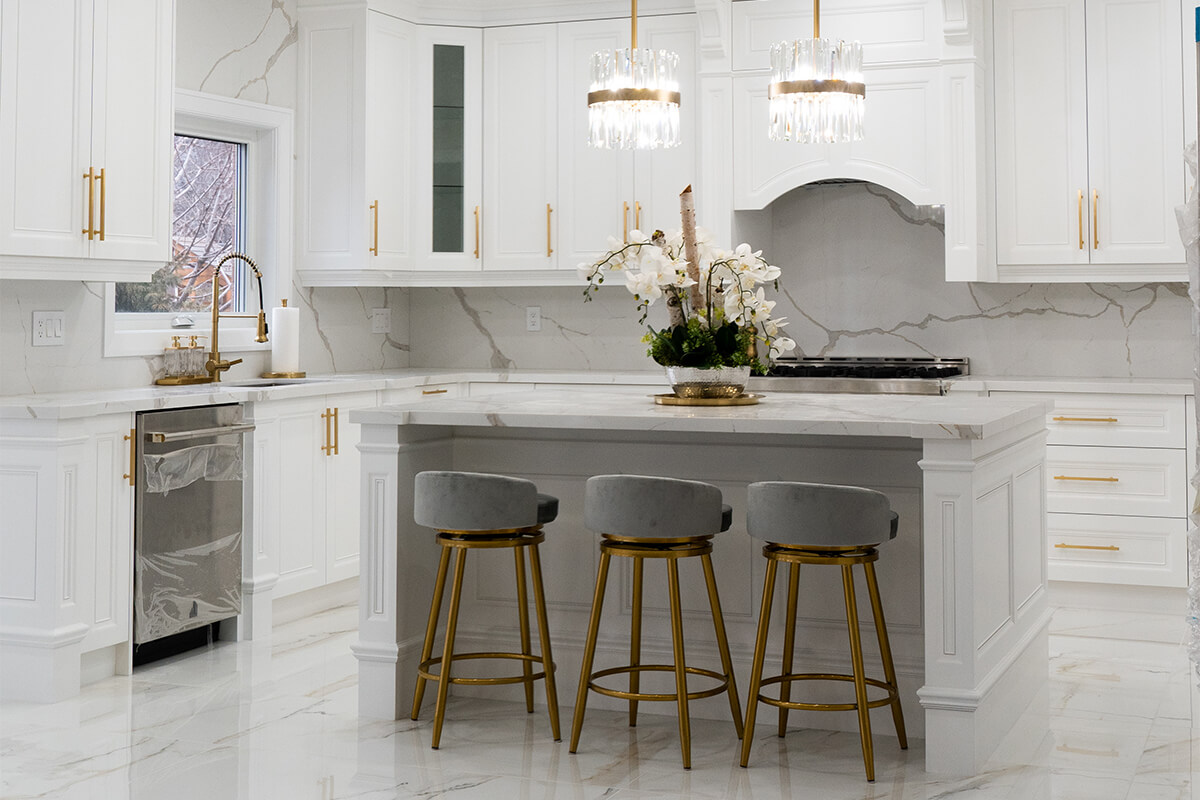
351 385 1051 776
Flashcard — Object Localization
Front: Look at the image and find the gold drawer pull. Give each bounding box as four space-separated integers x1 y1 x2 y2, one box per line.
421 388 448 395
369 200 379 255
1053 475 1119 482
1054 543 1120 551
1052 416 1118 423
123 429 135 486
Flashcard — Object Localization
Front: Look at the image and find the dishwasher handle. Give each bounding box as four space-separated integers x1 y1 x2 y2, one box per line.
145 422 256 443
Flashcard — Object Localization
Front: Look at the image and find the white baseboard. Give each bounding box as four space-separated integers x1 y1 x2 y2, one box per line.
272 577 358 626
1047 580 1188 616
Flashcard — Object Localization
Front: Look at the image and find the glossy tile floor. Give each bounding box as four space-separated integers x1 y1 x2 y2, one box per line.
2 601 1196 799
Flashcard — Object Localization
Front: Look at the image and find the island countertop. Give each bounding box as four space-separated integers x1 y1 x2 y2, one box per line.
351 387 1052 441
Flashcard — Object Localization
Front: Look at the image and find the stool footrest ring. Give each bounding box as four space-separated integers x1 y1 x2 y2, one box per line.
756 673 900 713
587 664 732 703
419 651 555 687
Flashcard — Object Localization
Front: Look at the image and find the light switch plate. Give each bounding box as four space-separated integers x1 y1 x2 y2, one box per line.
32 311 65 347
370 308 391 334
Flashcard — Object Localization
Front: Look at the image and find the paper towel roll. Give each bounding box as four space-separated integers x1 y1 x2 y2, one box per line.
270 302 300 374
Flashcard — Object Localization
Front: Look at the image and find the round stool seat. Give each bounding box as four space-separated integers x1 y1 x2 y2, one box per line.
415 470 557 531
584 474 731 541
747 481 896 548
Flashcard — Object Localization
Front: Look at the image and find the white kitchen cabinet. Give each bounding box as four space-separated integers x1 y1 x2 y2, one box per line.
557 15 699 269
252 391 377 598
992 0 1186 281
990 390 1194 587
482 25 558 272
0 411 135 701
296 5 416 285
0 0 173 281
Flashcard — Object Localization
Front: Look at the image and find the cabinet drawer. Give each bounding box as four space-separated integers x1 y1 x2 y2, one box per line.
1045 445 1188 517
380 383 462 403
990 391 1186 448
1047 513 1187 587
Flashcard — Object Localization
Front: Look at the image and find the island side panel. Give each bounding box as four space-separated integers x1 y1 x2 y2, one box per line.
918 420 1050 775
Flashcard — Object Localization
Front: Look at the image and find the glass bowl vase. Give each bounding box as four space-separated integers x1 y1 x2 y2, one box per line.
665 365 752 399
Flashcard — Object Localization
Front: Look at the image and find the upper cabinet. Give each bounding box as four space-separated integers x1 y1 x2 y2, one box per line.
0 0 174 281
992 0 1186 281
296 5 417 285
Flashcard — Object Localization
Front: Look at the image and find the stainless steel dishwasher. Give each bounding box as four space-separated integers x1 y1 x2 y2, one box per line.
134 404 253 657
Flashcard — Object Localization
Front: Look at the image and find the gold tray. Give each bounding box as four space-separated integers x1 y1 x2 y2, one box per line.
653 393 761 407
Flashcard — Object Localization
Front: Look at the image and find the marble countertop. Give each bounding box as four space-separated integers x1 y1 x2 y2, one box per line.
352 388 1051 441
1 368 1191 421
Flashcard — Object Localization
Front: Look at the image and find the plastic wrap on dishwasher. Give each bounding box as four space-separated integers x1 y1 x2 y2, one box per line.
134 530 242 643
142 442 243 496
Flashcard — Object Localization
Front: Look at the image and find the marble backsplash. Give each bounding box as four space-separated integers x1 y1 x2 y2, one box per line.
409 182 1191 380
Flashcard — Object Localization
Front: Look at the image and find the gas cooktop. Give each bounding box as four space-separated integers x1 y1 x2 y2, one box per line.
749 357 970 395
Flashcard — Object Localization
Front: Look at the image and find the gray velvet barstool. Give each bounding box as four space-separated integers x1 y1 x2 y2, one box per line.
740 481 907 781
411 471 561 749
569 474 744 769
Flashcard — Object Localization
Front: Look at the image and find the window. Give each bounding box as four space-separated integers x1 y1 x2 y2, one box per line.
104 90 293 357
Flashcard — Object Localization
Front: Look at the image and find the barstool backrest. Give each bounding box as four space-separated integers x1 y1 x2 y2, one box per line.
584 474 724 538
415 471 539 531
746 481 895 547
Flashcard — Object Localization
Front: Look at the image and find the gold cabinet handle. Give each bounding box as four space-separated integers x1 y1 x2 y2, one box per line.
1054 543 1120 551
421 387 448 395
635 200 642 231
546 203 553 257
623 200 629 242
82 168 95 239
1077 189 1084 250
1053 475 1119 482
97 167 105 241
369 200 379 255
122 429 135 486
332 407 339 456
1092 189 1099 249
1052 416 1118 423
473 205 480 259
320 408 332 456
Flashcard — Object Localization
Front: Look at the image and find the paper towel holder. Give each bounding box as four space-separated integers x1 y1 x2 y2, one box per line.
261 298 307 379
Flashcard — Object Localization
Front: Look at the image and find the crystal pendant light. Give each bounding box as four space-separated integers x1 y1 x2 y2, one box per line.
768 0 865 143
587 0 681 150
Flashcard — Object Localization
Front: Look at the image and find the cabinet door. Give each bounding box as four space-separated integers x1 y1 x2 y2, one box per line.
0 0 91 261
365 11 415 270
271 398 327 597
483 25 558 271
324 392 376 585
993 0 1091 266
557 19 636 267
88 0 173 263
416 26 482 270
1084 0 1184 265
80 414 135 654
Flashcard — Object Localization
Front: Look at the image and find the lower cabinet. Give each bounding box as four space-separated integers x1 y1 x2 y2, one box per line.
251 391 378 598
989 389 1194 587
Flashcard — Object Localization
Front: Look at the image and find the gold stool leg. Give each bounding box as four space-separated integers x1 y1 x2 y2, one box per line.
778 561 800 738
412 543 452 720
514 546 535 713
629 557 644 727
865 560 907 749
431 547 468 750
528 542 562 741
666 559 692 769
569 550 612 754
842 563 875 781
741 556 778 767
701 553 744 739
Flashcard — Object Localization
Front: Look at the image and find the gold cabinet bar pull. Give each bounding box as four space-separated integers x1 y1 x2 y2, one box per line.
421 388 448 395
1054 543 1120 551
332 407 339 456
83 168 95 239
1053 475 1119 482
123 429 135 486
1092 189 1099 249
321 408 332 456
97 167 106 241
1052 416 1118 423
1076 189 1083 249
546 203 553 257
369 200 379 255
635 200 642 231
623 201 630 242
473 205 480 259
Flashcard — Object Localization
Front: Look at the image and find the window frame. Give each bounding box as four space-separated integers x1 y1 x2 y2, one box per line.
104 89 294 358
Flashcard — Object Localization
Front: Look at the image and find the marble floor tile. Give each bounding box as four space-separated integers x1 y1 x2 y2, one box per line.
3 600 1198 800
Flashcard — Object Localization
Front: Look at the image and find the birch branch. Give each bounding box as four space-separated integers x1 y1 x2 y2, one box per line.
679 185 704 313
652 229 686 328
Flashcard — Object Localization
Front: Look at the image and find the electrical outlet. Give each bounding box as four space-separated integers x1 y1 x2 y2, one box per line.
370 308 391 334
32 311 65 347
525 306 542 332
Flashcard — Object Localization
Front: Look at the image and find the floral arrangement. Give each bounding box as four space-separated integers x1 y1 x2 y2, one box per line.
578 189 795 373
